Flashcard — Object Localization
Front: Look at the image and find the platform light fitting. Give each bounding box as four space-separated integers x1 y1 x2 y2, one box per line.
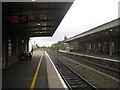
22 40 24 43
31 0 35 2
37 23 40 26
8 40 11 42
110 29 112 32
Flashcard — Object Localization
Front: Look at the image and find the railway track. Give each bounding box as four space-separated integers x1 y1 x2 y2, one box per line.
59 52 120 79
48 51 96 90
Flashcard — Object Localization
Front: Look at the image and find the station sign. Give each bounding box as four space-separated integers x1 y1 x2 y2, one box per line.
3 15 28 24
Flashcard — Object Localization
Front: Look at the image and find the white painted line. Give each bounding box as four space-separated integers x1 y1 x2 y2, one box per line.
45 51 68 89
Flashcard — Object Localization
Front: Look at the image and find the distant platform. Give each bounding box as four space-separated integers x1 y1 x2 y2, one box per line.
59 50 120 63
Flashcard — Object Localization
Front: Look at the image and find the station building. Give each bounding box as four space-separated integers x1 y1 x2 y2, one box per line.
64 18 120 57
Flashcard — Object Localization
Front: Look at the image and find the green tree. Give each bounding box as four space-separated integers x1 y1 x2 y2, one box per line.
50 41 68 51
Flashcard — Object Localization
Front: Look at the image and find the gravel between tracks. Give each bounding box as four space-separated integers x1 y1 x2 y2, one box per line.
48 51 120 88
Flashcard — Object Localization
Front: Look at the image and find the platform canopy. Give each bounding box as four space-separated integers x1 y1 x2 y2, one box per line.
2 2 73 37
64 18 120 43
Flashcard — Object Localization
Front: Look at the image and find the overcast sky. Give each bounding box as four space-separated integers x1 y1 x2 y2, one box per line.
30 0 119 48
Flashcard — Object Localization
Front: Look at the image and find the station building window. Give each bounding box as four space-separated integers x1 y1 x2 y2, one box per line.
112 42 114 50
89 44 91 50
114 41 119 54
104 42 108 53
92 43 95 51
98 43 101 50
8 40 12 56
104 42 106 49
94 44 96 50
112 42 115 53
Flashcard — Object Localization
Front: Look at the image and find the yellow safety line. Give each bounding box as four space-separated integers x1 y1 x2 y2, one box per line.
30 52 44 89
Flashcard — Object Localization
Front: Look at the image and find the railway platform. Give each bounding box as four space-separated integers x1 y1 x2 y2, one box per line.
59 50 120 62
2 51 66 89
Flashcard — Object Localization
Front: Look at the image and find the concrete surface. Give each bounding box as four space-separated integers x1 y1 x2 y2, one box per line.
3 51 65 89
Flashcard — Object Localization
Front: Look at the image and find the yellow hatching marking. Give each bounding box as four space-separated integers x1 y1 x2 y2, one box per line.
30 52 44 90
